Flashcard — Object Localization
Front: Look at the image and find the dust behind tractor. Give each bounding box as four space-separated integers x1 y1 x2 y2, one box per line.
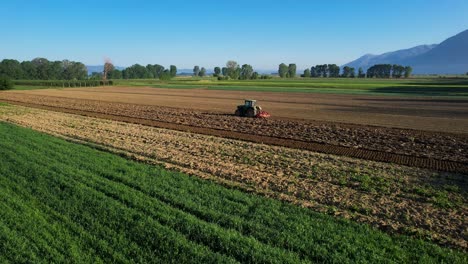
234 99 270 118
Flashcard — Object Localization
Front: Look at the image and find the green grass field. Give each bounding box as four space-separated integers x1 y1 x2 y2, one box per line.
0 122 466 263
10 77 468 97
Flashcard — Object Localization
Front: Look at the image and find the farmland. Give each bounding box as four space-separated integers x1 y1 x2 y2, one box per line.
0 78 467 261
0 121 467 263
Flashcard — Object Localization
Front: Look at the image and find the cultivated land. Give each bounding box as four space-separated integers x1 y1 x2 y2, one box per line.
0 104 466 251
4 85 468 133
0 115 467 263
1 78 467 261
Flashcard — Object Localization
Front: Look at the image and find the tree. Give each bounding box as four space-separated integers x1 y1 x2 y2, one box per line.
251 72 259 79
193 66 200 77
21 61 37 79
310 67 318 77
0 59 23 79
404 66 413 78
342 66 351 78
358 67 365 78
327 64 340 78
32 57 50 79
226 60 240 79
349 67 355 78
108 69 122 79
198 67 206 77
103 61 115 80
47 61 63 80
146 64 164 78
159 69 172 80
240 64 254 80
303 69 311 78
278 63 288 78
213 67 221 77
288 64 296 78
0 76 13 90
221 67 227 76
123 64 150 79
170 65 177 77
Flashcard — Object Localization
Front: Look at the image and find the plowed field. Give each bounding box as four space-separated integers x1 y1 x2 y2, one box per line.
6 86 468 133
0 104 466 250
1 92 467 173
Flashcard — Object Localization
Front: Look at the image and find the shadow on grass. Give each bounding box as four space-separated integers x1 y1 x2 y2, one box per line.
370 86 468 96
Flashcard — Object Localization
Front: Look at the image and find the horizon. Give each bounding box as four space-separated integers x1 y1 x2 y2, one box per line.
1 0 467 69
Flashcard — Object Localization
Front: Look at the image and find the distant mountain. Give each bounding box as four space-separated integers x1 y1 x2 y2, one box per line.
86 65 126 75
343 29 468 74
343 45 437 72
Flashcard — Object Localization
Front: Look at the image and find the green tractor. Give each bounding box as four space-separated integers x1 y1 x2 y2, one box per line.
234 99 270 118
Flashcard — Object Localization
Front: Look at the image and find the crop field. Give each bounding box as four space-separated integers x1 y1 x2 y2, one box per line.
0 79 467 261
0 104 467 250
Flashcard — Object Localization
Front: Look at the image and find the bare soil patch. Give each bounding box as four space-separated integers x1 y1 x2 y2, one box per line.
9 86 468 133
1 93 467 169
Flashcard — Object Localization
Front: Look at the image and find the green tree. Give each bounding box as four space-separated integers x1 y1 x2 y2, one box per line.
327 64 340 78
108 69 122 79
159 69 172 80
310 67 317 77
21 61 37 79
221 67 227 76
170 65 177 77
0 76 13 90
288 64 296 78
213 67 221 77
199 67 206 77
32 58 50 79
251 72 259 79
404 66 413 78
358 67 365 78
226 60 240 79
123 64 150 79
278 63 288 78
193 66 200 77
303 69 311 78
349 67 355 78
0 59 23 79
240 64 254 80
342 66 351 77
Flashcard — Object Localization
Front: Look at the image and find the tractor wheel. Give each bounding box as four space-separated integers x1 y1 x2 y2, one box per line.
234 109 241 116
246 108 255 118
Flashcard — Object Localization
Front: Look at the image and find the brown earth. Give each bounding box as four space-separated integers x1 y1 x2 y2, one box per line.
0 93 467 171
0 104 466 250
7 86 468 133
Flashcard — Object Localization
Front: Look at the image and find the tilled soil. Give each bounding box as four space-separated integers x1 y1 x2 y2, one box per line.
1 93 467 167
0 104 466 250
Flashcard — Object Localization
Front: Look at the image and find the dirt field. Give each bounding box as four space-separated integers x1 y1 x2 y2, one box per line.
1 104 466 249
1 92 467 172
7 86 468 133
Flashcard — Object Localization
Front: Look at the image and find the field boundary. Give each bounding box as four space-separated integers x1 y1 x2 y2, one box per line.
2 99 467 174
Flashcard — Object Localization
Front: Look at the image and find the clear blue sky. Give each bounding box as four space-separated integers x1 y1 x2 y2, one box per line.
1 0 467 70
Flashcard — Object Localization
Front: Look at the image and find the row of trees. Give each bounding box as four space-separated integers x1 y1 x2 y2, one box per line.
195 61 271 80
366 64 412 78
0 58 87 80
92 63 177 80
297 64 412 78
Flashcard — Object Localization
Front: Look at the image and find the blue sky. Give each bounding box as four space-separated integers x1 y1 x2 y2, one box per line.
1 0 467 69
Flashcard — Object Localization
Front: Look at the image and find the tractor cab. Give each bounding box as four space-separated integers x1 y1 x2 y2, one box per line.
244 99 256 107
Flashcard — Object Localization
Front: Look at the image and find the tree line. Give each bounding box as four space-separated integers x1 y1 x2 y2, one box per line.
0 58 87 80
279 63 413 78
195 61 271 80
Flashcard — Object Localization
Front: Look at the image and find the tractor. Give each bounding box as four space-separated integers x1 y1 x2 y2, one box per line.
234 99 270 118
